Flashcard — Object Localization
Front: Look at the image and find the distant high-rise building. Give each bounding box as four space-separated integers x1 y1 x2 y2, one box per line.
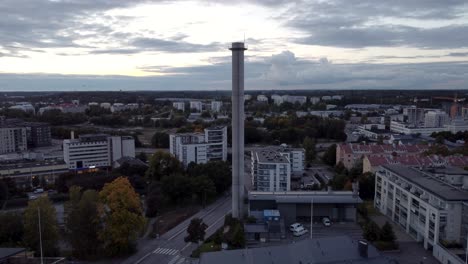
251 148 291 192
211 101 223 112
310 96 321 105
173 102 185 111
424 110 448 128
190 101 203 112
169 126 227 166
0 124 27 154
25 122 51 148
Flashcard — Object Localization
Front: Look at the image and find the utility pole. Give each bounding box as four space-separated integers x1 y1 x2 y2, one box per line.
38 207 44 264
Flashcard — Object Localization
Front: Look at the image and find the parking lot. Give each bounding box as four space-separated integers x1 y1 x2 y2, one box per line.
286 221 364 242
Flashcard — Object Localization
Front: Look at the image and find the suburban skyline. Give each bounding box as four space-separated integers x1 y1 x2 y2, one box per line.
1 0 468 91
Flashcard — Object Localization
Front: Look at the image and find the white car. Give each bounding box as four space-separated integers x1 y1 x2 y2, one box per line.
293 226 308 237
322 217 332 227
289 223 304 232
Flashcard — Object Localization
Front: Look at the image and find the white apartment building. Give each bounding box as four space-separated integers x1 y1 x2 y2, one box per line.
173 102 185 112
244 94 252 101
211 101 223 112
190 101 203 112
0 126 27 154
310 97 321 105
424 111 449 128
169 126 227 166
390 121 446 136
282 95 307 105
9 103 35 114
374 165 468 263
251 149 291 192
271 94 283 105
257 95 268 102
63 134 135 170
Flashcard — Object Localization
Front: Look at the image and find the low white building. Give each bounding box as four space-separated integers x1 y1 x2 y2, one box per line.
190 101 203 112
111 103 138 113
9 103 35 114
63 134 135 170
173 102 185 111
169 126 227 166
282 95 307 105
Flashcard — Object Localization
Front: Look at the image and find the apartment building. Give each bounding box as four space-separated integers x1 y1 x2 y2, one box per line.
189 101 203 112
424 110 449 128
172 102 185 111
25 122 51 147
336 143 428 170
63 134 135 170
0 125 27 154
210 101 223 112
282 95 307 105
363 155 468 173
374 165 468 263
251 148 291 192
169 126 227 166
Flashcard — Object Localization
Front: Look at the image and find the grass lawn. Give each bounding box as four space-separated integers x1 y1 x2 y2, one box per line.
191 242 222 258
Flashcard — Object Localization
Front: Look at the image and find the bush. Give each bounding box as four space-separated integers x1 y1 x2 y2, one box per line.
374 241 398 251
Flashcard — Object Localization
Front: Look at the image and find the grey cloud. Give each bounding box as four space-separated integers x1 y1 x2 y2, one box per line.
285 0 468 49
1 51 468 91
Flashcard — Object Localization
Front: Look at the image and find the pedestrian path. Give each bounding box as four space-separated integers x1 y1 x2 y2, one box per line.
152 247 179 256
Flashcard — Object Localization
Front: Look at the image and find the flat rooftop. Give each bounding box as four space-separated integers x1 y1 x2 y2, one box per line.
252 149 289 163
382 165 468 201
249 191 362 204
200 236 393 264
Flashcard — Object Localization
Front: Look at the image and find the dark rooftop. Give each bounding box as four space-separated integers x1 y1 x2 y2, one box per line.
199 236 394 264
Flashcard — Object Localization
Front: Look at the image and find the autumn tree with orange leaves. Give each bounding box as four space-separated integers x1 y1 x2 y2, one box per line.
99 177 146 256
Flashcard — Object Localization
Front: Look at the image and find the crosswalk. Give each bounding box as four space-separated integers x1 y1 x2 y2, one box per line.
152 247 179 256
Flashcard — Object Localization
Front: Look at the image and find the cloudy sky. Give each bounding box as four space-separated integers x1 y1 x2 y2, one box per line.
1 0 468 91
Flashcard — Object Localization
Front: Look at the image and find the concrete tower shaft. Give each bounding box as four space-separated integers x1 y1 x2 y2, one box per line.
230 42 246 219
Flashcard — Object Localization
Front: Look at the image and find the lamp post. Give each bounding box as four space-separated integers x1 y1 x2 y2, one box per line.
310 198 313 239
38 207 44 264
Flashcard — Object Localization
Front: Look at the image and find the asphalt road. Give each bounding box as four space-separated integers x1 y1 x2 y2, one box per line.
121 195 232 264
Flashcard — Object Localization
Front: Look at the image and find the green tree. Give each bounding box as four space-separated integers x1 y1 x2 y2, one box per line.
380 221 396 243
151 132 170 148
161 174 193 204
146 151 183 181
65 186 102 259
145 182 164 217
184 218 207 243
0 212 23 247
186 161 231 194
137 152 147 163
99 177 146 256
322 144 337 166
23 197 59 256
0 180 8 206
359 173 376 200
230 222 246 248
303 137 316 163
192 176 216 207
363 221 381 242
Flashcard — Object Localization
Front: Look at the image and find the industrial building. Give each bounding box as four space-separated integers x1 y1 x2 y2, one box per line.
248 190 361 226
63 134 135 170
169 126 227 166
0 159 68 188
374 165 468 264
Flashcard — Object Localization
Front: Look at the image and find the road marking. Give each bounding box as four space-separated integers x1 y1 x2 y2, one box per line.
206 210 231 231
168 255 180 264
180 242 192 252
175 257 186 264
152 247 179 256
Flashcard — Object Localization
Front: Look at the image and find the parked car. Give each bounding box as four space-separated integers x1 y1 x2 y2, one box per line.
322 217 331 227
33 188 44 194
293 226 308 237
289 223 304 232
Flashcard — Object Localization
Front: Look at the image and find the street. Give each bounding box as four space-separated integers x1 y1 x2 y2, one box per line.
121 195 232 264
